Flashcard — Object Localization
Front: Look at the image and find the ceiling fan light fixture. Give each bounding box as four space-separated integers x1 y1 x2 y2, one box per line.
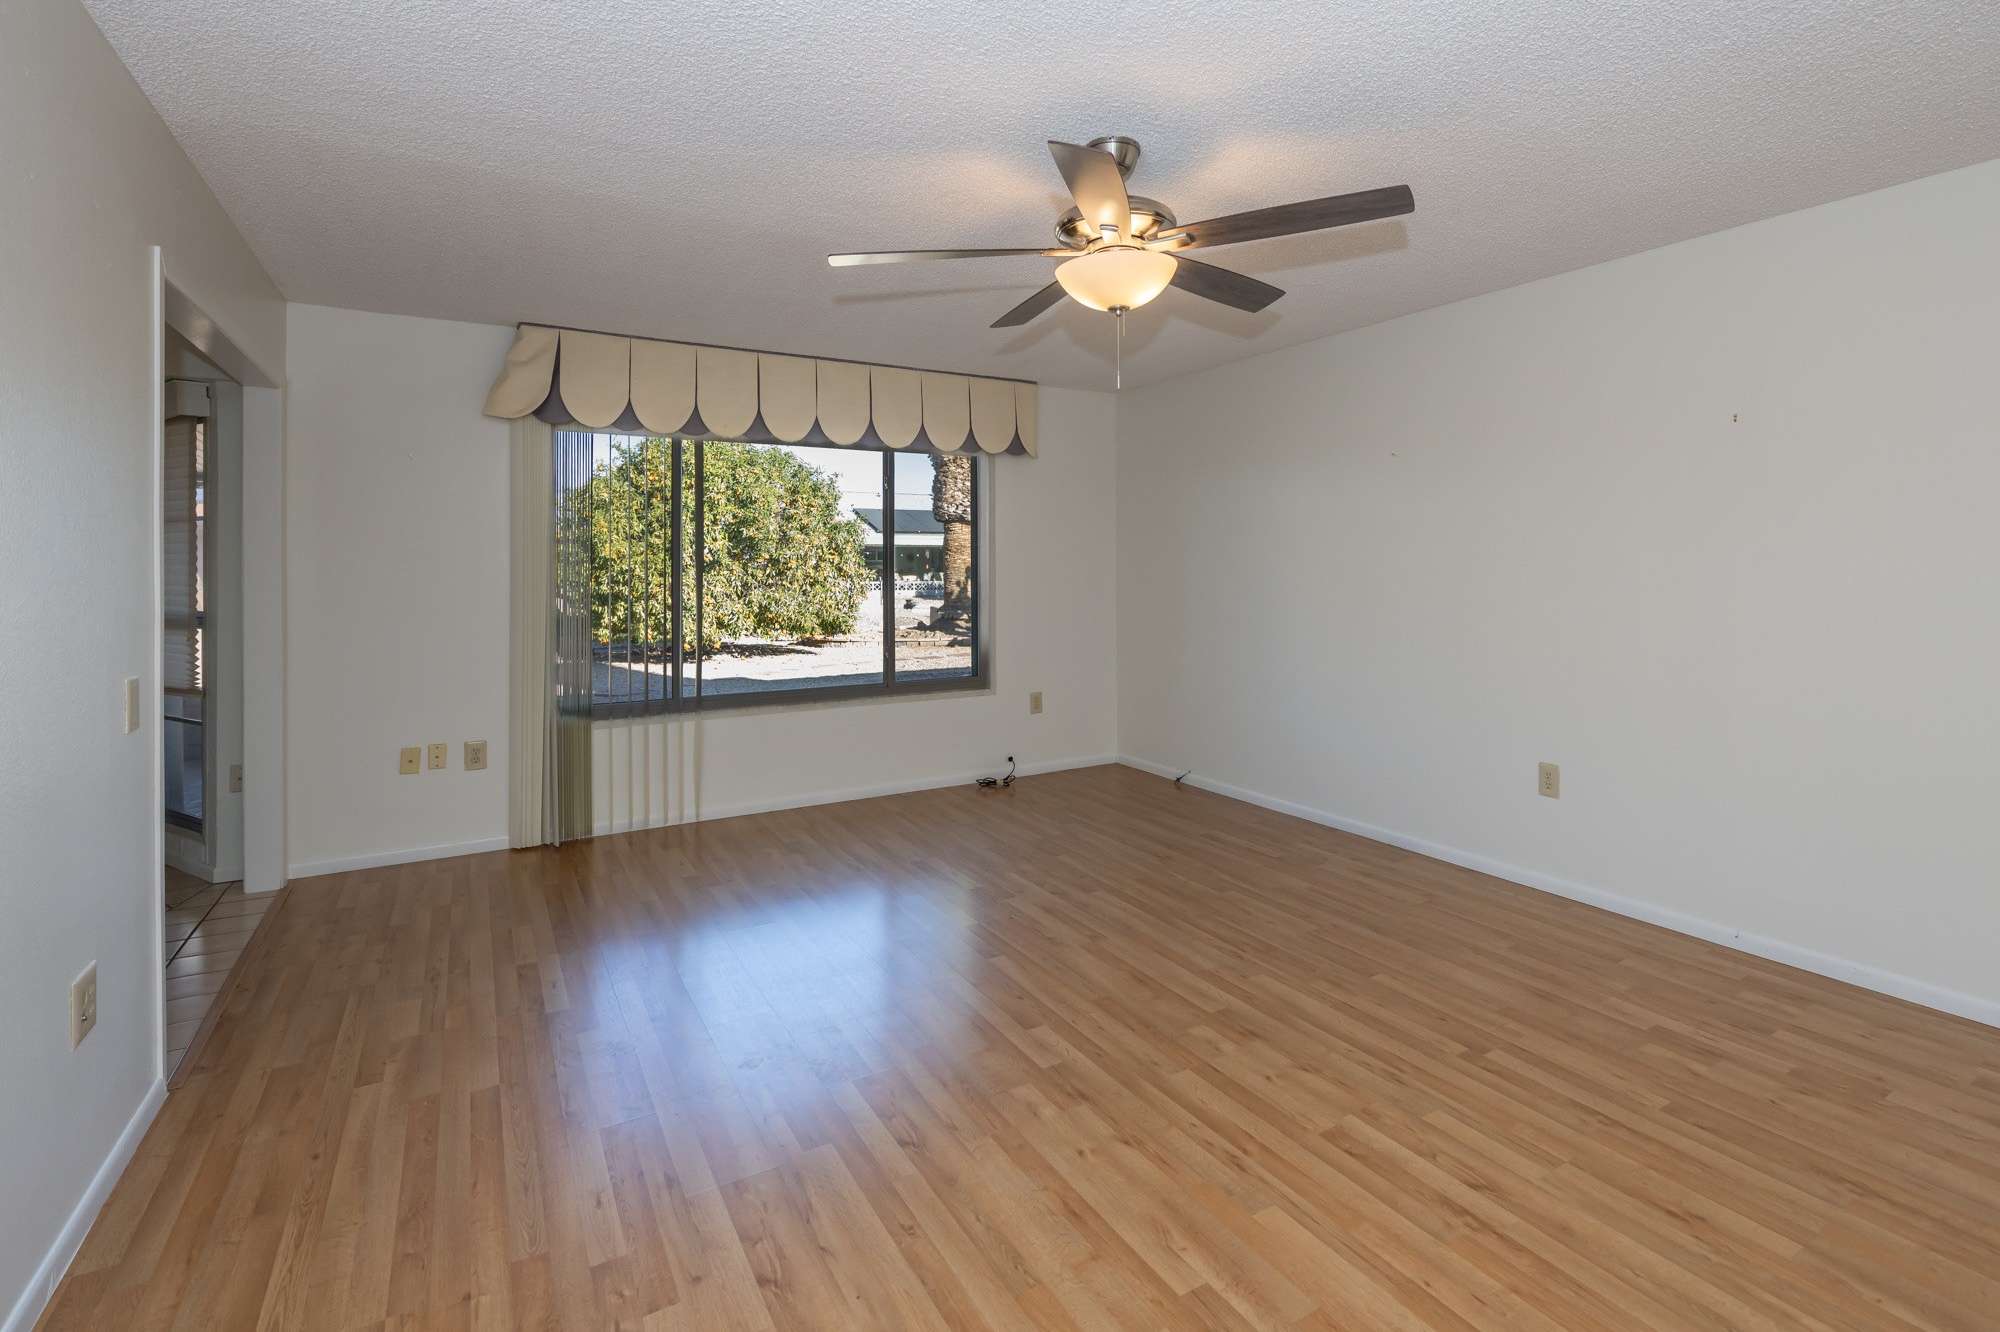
1054 246 1178 313
827 136 1414 344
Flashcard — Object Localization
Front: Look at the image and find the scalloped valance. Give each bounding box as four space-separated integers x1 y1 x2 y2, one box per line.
483 325 1037 456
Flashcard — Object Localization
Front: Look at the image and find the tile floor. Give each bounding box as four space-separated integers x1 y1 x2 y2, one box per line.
162 866 275 1077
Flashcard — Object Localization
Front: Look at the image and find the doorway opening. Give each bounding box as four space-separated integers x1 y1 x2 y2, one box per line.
160 327 268 1075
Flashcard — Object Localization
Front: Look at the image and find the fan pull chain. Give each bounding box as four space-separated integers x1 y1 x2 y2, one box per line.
1114 307 1124 389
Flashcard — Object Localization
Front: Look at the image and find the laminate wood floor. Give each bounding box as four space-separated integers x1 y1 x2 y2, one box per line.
43 765 2000 1330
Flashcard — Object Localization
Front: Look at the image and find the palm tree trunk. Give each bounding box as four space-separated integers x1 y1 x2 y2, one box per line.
930 453 973 633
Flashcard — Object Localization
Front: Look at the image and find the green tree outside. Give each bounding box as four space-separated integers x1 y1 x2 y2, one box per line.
582 437 869 655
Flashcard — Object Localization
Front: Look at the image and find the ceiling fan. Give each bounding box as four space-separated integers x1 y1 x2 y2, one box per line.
827 135 1413 383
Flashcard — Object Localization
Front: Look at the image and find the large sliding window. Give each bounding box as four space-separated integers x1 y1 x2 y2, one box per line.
569 432 982 717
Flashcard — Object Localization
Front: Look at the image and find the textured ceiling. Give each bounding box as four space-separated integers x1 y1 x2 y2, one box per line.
86 0 2000 390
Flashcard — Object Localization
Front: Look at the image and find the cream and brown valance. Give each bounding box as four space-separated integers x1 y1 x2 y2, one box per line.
484 325 1038 456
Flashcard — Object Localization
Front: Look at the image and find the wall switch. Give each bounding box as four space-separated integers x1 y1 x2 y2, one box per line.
464 740 487 771
228 763 244 794
399 746 421 775
1028 690 1043 716
1538 762 1561 799
427 742 448 771
123 676 141 734
71 962 98 1049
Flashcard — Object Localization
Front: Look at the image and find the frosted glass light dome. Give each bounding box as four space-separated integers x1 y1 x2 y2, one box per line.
1055 246 1178 312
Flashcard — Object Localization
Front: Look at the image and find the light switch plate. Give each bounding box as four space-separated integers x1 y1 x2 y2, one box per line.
1028 690 1043 716
123 676 140 734
228 763 244 794
71 962 97 1049
427 742 448 771
399 746 421 775
464 740 487 771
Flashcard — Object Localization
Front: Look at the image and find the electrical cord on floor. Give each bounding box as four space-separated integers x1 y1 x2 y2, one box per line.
977 755 1017 789
1174 769 1191 786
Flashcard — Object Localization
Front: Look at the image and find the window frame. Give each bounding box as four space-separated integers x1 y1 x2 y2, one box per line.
580 431 991 721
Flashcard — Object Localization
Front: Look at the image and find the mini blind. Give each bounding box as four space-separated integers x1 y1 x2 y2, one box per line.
163 413 205 694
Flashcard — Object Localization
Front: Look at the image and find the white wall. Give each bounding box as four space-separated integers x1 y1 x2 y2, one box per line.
0 0 285 1325
1118 157 2000 1022
285 304 516 873
284 303 1119 873
240 382 289 893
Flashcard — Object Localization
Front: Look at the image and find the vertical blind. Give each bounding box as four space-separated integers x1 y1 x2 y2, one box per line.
549 428 596 841
583 435 683 716
163 415 204 694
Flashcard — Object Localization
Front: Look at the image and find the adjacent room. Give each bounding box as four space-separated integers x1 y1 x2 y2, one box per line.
4 1 1997 1328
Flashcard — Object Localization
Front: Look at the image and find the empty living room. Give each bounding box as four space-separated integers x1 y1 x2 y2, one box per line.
6 1 2000 1328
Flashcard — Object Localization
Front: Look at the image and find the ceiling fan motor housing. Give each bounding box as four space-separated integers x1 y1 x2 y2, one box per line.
1056 136 1168 248
1088 135 1142 178
1053 136 1170 248
1055 196 1177 249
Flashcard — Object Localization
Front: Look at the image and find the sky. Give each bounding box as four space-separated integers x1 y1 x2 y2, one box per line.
785 444 936 509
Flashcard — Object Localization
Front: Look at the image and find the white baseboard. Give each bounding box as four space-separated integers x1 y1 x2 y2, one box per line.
593 754 1117 838
4 1077 168 1332
163 846 243 884
163 836 211 882
1116 756 2000 1030
288 835 512 880
285 757 1120 876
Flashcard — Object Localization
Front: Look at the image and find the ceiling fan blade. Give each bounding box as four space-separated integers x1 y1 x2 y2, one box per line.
828 248 1062 267
1168 256 1284 313
991 282 1067 328
1156 185 1414 251
1047 141 1131 238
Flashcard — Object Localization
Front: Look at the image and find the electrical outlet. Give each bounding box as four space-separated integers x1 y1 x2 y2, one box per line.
464 740 487 771
1538 762 1560 799
399 746 421 775
71 963 97 1049
123 676 141 734
1028 690 1043 716
428 742 448 771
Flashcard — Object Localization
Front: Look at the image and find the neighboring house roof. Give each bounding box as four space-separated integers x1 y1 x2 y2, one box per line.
853 507 945 535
